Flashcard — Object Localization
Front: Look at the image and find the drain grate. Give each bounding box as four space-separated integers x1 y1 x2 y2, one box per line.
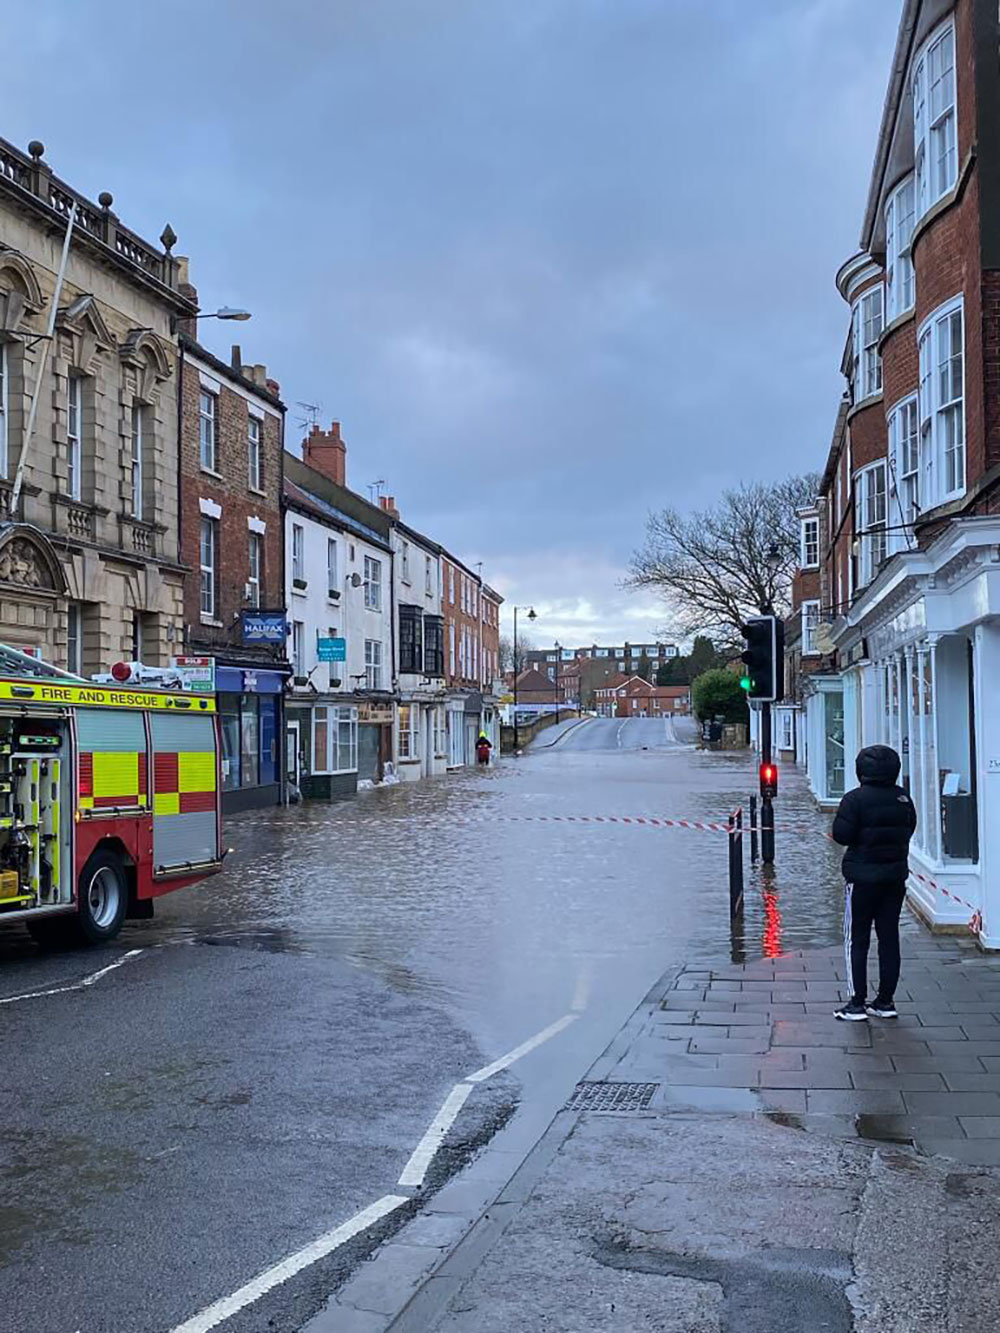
566 1082 659 1112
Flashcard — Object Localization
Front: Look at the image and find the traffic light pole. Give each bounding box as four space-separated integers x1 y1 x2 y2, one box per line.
760 702 775 864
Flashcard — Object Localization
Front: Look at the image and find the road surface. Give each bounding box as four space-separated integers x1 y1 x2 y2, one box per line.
0 727 842 1333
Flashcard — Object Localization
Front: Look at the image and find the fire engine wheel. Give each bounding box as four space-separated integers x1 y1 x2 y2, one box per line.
75 850 128 945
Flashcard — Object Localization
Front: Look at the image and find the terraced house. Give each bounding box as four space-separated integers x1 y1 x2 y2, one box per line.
0 137 193 670
789 0 1000 946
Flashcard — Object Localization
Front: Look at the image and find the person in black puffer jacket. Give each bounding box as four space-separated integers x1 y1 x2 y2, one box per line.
831 745 916 1022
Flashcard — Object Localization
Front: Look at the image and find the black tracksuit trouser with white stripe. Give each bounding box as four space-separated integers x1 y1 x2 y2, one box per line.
844 881 907 1006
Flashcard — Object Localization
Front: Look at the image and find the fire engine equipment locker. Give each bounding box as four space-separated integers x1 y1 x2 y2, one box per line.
150 713 218 871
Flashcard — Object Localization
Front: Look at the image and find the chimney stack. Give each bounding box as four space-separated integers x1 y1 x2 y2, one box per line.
175 259 198 340
379 495 400 519
303 421 347 487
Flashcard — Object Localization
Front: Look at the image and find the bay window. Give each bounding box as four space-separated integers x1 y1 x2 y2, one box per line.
918 296 965 508
885 175 915 321
423 614 444 677
800 516 819 569
399 605 424 674
852 287 883 401
913 20 957 219
856 461 887 586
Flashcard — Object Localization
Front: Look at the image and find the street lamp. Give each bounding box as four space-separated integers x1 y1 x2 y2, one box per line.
553 641 561 726
170 306 253 334
512 605 536 753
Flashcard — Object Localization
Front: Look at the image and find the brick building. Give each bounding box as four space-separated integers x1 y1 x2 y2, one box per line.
177 332 287 812
441 553 503 766
594 675 692 719
0 136 193 672
790 0 1000 945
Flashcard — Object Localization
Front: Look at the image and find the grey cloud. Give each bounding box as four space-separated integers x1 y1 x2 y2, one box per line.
7 0 900 643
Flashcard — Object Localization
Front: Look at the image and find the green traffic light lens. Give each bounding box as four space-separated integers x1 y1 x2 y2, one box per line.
740 676 751 691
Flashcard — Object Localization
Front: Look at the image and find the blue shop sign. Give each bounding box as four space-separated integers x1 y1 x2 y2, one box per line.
317 637 347 662
241 610 288 644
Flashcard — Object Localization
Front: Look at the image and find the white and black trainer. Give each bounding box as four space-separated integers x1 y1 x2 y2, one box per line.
866 998 899 1019
834 1001 869 1022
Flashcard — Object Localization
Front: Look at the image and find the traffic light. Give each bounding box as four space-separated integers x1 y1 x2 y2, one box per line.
760 761 778 799
739 615 784 702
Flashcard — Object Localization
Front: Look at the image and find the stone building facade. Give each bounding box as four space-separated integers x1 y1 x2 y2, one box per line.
0 136 194 673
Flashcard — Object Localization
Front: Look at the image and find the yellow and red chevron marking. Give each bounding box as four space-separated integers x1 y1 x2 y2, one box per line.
78 751 148 810
153 751 216 816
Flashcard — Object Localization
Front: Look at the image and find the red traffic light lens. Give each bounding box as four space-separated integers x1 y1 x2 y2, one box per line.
760 763 776 783
110 661 132 683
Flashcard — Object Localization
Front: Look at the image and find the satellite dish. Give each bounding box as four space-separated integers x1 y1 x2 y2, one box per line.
350 572 363 588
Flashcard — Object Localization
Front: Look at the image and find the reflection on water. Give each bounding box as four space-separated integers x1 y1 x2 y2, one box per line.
92 749 843 1037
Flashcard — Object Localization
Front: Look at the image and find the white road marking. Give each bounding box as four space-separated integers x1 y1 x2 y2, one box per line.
168 1010 578 1330
616 721 626 748
0 983 79 1007
81 948 144 986
466 1013 578 1083
0 948 146 1007
398 1082 473 1187
167 1195 409 1333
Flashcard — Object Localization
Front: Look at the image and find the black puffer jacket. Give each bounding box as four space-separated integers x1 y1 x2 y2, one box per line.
832 745 917 886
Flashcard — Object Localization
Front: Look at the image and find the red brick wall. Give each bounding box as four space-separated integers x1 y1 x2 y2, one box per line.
180 356 284 653
848 401 887 471
881 316 919 414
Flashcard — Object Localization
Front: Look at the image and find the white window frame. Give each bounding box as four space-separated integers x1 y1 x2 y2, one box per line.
291 523 305 582
67 375 82 501
397 703 418 760
856 461 887 587
199 516 217 619
800 516 819 569
248 532 262 608
885 175 915 322
0 342 7 477
913 19 957 220
364 638 383 690
130 402 144 518
888 394 920 548
801 600 821 656
327 537 338 598
778 709 794 751
364 555 382 611
199 389 218 472
312 704 358 774
852 286 883 401
425 554 432 596
448 622 456 676
291 620 305 677
66 601 83 676
449 566 455 603
248 415 262 492
918 295 965 508
401 540 410 583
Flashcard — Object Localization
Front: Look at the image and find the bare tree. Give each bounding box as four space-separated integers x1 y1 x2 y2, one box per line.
628 475 820 648
499 633 535 676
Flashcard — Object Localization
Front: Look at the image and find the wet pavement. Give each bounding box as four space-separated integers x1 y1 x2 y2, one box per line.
0 726 848 1333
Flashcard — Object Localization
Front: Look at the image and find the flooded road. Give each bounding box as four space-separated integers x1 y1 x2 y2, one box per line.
0 727 845 1333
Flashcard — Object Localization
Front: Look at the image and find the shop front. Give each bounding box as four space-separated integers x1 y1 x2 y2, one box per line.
285 695 360 800
217 665 287 813
835 519 1000 946
358 701 393 784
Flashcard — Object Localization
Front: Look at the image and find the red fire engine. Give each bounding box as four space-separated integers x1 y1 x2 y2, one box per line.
0 645 223 946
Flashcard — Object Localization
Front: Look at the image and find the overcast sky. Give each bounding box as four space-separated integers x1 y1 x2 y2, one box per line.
9 1 900 649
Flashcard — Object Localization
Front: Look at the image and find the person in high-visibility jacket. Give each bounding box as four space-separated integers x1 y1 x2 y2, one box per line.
475 733 492 765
